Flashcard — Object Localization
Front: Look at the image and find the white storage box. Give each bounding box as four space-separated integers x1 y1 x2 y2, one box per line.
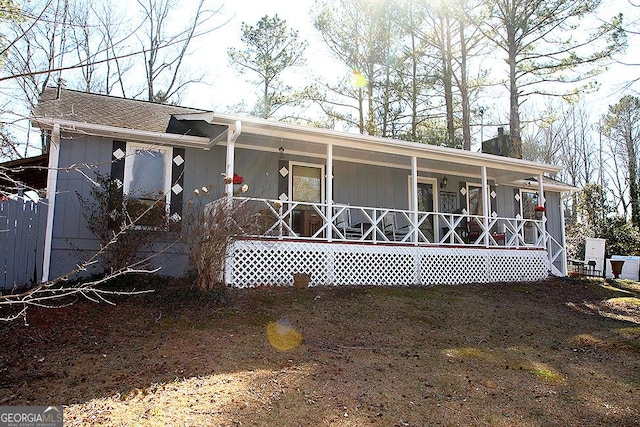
585 238 606 277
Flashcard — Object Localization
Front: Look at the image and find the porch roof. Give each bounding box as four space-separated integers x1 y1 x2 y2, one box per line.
30 87 561 185
174 112 562 184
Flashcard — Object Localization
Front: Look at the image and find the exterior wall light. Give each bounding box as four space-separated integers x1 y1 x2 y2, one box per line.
440 176 448 189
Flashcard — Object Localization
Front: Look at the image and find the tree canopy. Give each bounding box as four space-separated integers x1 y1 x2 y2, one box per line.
227 14 308 119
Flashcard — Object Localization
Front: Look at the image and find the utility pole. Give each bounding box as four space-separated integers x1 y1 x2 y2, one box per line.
479 107 485 147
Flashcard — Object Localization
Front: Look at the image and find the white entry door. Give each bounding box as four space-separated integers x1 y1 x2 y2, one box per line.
409 177 438 241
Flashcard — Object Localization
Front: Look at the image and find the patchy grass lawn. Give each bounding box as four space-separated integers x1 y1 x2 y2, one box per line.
1 277 639 426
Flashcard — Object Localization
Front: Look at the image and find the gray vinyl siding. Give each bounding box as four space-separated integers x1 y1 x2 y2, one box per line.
53 134 112 250
235 148 280 198
49 134 116 279
544 191 563 244
495 185 516 218
492 185 563 243
334 162 409 209
186 148 414 208
50 141 284 279
51 134 192 279
184 146 279 200
184 145 225 197
55 134 113 241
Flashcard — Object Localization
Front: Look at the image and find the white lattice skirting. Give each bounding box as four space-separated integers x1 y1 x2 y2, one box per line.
226 240 550 288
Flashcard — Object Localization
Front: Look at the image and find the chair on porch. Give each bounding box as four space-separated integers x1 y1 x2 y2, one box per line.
333 205 364 239
382 212 411 241
491 222 507 246
467 217 482 243
466 217 506 245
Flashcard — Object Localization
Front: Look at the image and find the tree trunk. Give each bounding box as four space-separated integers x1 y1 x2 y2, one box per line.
441 15 455 147
263 80 269 119
358 87 365 134
459 24 471 150
366 63 376 135
507 23 522 157
627 128 640 227
410 30 418 141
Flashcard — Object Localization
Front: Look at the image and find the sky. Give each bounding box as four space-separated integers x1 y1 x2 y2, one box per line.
181 0 640 139
11 0 640 157
184 0 342 112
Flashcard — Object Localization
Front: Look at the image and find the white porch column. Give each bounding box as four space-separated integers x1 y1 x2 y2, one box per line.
411 156 419 245
538 174 546 206
559 195 568 275
225 133 235 201
326 143 333 242
223 121 242 286
481 166 490 247
224 121 242 201
539 173 548 252
41 124 60 282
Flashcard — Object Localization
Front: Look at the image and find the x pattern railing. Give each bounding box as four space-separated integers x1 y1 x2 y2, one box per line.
206 197 566 274
210 197 552 250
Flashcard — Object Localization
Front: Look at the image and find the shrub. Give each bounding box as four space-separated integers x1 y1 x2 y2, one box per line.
182 185 255 298
76 172 168 274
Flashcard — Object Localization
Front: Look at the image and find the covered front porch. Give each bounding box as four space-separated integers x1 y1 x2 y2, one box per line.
179 113 569 287
217 197 565 287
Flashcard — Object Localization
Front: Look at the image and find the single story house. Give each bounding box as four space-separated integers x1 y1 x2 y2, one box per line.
30 87 574 287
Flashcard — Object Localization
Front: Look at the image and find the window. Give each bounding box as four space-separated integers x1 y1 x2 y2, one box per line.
123 144 172 227
290 163 324 203
520 190 539 219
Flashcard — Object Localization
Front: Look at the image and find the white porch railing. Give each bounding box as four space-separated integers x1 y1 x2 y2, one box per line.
213 197 550 247
207 197 566 278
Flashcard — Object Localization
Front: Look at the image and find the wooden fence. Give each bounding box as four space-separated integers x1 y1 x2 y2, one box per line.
0 198 47 292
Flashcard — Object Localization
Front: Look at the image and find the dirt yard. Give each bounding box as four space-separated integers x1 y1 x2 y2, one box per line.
0 277 638 426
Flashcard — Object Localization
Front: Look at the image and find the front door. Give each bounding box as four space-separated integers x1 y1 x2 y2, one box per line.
412 178 438 242
520 190 539 244
290 162 325 236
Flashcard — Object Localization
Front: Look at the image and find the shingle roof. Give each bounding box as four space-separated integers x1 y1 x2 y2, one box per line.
33 87 206 133
522 175 577 191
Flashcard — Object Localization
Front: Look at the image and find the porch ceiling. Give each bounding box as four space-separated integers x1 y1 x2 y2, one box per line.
174 112 561 183
232 133 542 184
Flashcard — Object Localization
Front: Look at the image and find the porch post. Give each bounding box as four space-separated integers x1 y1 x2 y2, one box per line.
481 166 490 247
411 156 419 245
224 121 242 202
539 173 548 251
538 174 546 206
326 143 333 242
559 195 568 275
225 131 235 202
41 124 60 282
